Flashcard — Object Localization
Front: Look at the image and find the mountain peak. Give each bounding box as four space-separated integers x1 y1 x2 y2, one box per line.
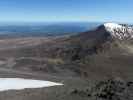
103 22 133 40
104 23 122 29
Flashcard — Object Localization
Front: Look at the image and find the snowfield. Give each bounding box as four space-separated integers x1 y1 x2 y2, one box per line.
0 78 63 91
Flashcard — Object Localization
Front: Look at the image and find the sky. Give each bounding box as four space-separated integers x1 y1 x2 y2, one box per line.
0 0 132 23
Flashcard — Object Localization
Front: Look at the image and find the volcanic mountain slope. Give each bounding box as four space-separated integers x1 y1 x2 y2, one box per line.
0 23 133 79
65 23 133 79
39 22 133 79
51 23 133 60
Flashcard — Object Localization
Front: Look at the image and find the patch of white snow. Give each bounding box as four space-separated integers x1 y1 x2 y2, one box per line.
104 23 122 29
0 78 63 91
104 23 133 40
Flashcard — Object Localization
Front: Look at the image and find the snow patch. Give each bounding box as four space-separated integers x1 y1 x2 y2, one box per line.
104 23 121 28
104 23 133 40
104 23 122 29
0 78 63 91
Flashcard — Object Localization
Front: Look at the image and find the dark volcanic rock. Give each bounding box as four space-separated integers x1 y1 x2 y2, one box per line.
70 77 133 100
93 78 133 100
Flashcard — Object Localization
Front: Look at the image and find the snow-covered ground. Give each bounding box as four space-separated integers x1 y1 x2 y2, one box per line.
104 22 133 40
0 78 63 91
